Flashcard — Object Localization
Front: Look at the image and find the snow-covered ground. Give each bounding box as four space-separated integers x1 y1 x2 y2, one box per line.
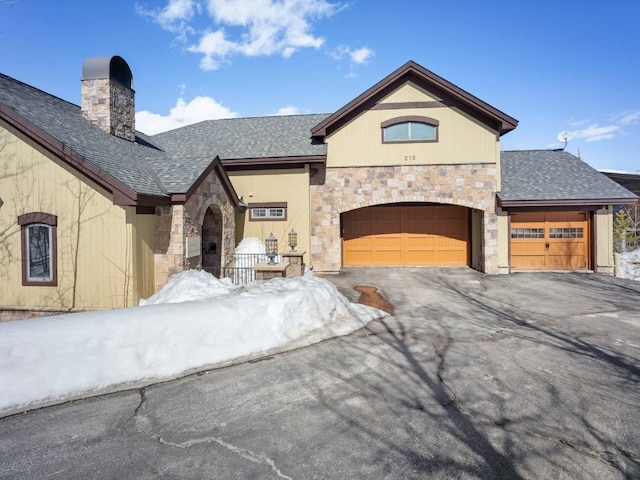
0 271 385 417
619 249 640 281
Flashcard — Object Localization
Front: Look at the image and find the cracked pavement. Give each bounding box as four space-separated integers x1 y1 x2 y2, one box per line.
1 268 640 479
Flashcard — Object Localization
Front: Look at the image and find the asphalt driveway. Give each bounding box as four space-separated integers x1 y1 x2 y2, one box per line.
1 268 639 479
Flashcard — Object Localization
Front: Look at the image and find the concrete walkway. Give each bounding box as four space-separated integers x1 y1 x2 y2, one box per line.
1 268 639 479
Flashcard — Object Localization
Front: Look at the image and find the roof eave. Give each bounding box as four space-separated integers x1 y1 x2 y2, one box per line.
221 155 326 169
0 103 169 208
171 156 242 211
311 60 518 138
498 197 639 208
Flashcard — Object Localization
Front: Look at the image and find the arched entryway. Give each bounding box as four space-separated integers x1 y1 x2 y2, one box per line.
202 205 223 274
341 203 471 266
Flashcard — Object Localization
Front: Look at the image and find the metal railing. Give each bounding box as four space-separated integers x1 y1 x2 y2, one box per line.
200 253 283 284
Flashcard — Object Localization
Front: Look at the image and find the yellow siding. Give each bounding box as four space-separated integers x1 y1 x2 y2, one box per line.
0 123 154 310
496 207 510 272
596 207 614 273
326 105 499 168
228 167 310 264
130 209 156 301
379 81 442 103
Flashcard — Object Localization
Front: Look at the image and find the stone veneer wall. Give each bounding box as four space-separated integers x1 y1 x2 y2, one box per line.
184 176 236 270
81 78 135 142
154 172 236 291
310 164 499 273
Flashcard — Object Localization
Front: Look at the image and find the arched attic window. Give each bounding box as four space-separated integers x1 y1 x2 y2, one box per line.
381 116 439 143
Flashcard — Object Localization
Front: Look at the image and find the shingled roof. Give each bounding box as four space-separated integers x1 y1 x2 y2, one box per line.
499 150 638 206
0 72 170 202
152 114 329 166
0 73 245 205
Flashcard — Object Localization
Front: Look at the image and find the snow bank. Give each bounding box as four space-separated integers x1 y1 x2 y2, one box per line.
619 249 640 281
0 271 385 417
234 237 265 254
139 269 237 305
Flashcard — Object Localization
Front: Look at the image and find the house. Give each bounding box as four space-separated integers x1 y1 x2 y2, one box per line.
0 56 241 318
0 57 636 318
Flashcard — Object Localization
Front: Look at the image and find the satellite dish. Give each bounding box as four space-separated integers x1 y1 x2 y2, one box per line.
557 131 572 150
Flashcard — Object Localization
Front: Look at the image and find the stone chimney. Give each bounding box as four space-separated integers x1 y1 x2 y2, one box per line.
81 56 136 142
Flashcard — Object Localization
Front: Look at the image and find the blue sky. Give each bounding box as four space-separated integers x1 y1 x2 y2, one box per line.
1 0 638 171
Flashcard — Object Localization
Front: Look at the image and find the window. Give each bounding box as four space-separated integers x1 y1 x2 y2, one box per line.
248 202 287 221
511 228 545 239
381 116 439 143
549 227 584 239
18 212 57 286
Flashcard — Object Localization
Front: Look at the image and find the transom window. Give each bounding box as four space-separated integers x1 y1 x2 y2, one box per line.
510 227 585 239
381 116 439 143
511 228 545 239
18 212 58 286
550 227 584 239
248 202 287 221
251 208 285 219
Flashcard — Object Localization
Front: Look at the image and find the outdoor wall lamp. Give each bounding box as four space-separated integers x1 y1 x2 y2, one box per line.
265 233 278 265
288 229 298 252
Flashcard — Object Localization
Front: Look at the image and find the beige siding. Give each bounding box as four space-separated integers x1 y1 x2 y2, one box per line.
0 123 153 310
325 105 499 168
130 209 156 301
379 81 442 103
496 207 510 273
595 206 614 274
229 167 311 263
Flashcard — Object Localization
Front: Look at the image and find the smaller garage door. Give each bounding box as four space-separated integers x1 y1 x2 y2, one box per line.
510 211 590 270
342 205 469 266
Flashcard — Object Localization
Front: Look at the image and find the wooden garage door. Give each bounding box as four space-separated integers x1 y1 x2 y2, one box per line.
342 205 469 266
510 211 590 270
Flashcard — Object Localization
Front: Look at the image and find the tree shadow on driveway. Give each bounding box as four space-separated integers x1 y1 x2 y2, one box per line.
319 269 640 479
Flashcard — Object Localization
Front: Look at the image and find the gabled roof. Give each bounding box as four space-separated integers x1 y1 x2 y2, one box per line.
0 73 240 208
311 60 518 138
499 150 638 207
152 114 329 169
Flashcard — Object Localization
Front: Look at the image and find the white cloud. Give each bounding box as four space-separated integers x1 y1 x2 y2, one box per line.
332 45 374 65
268 106 300 116
188 29 236 70
349 47 374 64
150 0 340 69
203 0 336 62
618 110 640 126
563 109 640 143
136 0 199 40
569 124 620 143
136 96 237 134
139 0 372 70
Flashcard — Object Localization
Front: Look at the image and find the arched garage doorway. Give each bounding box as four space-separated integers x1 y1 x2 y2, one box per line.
341 203 470 266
